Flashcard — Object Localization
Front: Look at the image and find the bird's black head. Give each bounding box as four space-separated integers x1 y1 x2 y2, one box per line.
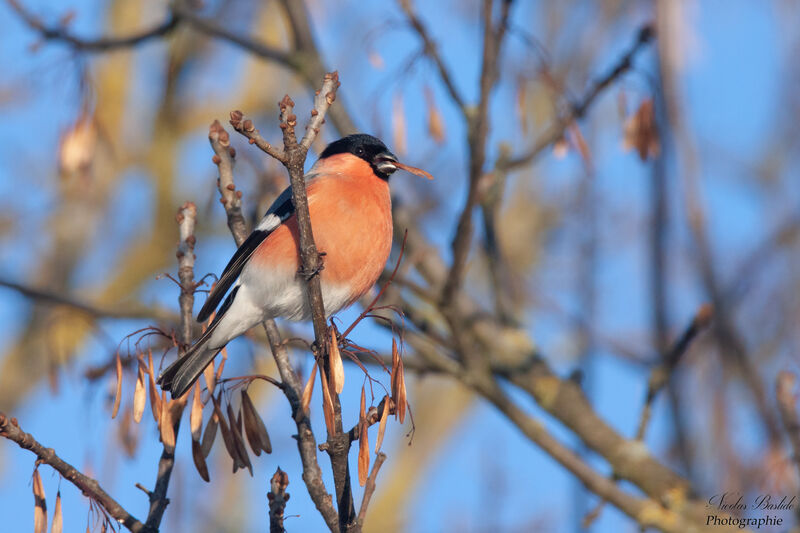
319 134 398 180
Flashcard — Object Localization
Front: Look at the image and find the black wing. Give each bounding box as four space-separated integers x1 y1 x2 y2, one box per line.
196 186 296 322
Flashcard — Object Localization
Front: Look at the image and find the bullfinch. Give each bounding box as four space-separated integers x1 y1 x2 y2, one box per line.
158 134 428 398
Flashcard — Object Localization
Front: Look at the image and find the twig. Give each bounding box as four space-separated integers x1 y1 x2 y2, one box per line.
0 413 151 533
397 0 466 111
499 24 654 172
209 120 248 240
276 72 360 533
776 372 800 484
7 0 177 51
356 452 387 527
635 304 713 441
0 278 176 322
175 4 297 69
144 203 197 529
229 111 287 162
440 0 513 306
268 467 290 533
209 120 339 532
176 202 198 348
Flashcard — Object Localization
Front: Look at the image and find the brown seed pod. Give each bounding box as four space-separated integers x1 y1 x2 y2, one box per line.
227 401 253 476
159 395 176 453
301 363 318 415
32 468 46 533
375 396 391 453
52 490 63 533
319 364 335 436
191 438 210 482
241 390 272 456
329 331 345 394
132 359 146 424
201 411 219 459
190 381 203 442
211 394 238 471
111 352 122 419
147 350 161 423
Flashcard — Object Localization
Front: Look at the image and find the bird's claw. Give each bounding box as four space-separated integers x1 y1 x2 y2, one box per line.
298 251 326 281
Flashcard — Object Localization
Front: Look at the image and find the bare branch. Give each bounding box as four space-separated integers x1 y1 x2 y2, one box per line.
776 372 800 483
276 71 359 533
175 4 296 69
7 0 177 51
356 452 386 527
0 278 176 322
0 413 151 533
176 202 198 348
229 111 287 163
500 24 654 172
300 74 341 149
268 467 290 533
397 0 466 111
143 202 198 529
635 303 713 440
209 120 249 241
208 121 340 531
441 0 513 306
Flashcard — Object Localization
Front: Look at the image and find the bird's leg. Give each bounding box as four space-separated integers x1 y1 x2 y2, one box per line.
298 250 326 280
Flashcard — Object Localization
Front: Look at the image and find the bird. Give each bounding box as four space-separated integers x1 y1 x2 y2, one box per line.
158 134 430 398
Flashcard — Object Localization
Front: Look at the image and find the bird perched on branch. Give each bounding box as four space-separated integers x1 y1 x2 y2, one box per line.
158 134 431 398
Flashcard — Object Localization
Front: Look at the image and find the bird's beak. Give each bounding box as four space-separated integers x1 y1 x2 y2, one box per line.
375 151 434 180
374 152 399 175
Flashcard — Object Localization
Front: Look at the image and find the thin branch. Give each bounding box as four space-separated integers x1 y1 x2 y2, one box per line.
635 304 713 440
176 202 198 348
144 202 198 529
397 0 466 111
7 0 177 51
229 111 287 162
472 382 709 533
0 278 176 322
276 72 360 533
209 121 340 532
499 24 654 172
776 372 800 484
441 0 513 306
278 0 358 135
356 452 386 527
268 467 290 533
175 4 297 69
209 121 249 240
0 413 151 533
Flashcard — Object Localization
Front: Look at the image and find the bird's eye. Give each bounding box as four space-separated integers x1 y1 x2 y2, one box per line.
356 146 365 155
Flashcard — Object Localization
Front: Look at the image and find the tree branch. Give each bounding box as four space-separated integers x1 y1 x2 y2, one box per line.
440 0 513 305
144 202 197 529
209 120 340 532
499 24 654 172
397 0 466 111
635 303 713 440
7 0 177 51
356 452 386 528
0 413 151 533
276 72 360 533
268 467 290 533
0 278 176 322
776 372 800 484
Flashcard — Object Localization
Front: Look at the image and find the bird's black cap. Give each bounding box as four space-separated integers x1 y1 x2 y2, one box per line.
319 134 398 180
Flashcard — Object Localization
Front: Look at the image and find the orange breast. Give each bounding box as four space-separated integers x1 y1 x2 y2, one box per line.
253 156 393 308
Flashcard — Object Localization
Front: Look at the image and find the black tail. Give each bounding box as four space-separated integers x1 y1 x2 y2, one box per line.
157 325 222 398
